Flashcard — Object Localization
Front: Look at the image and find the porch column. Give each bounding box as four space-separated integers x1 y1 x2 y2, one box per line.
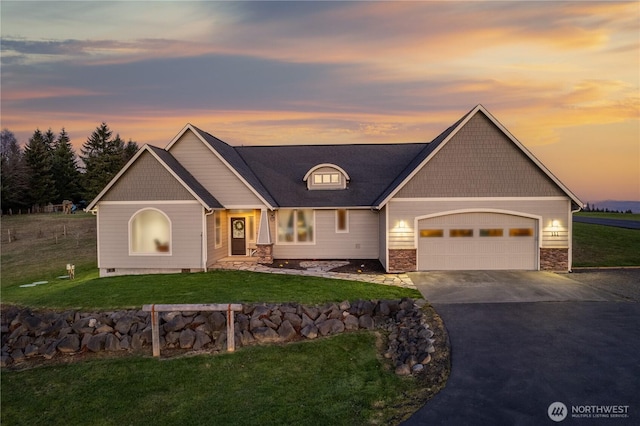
256 209 274 264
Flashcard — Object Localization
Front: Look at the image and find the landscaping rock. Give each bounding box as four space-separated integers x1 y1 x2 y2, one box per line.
300 324 318 339
277 320 297 341
179 329 196 349
87 333 107 352
163 315 187 333
252 327 280 343
317 319 344 336
1 298 435 377
57 335 80 353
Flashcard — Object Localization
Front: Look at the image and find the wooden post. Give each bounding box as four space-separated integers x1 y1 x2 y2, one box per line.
151 305 160 357
142 303 242 358
227 304 235 352
7 229 11 243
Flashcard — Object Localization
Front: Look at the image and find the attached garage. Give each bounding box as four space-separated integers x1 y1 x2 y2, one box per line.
417 211 539 271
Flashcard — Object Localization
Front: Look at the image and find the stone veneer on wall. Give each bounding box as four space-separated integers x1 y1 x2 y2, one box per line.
388 249 416 272
256 244 274 264
539 248 569 271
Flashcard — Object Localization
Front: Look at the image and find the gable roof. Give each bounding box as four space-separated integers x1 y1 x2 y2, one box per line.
374 104 583 208
88 105 582 212
165 124 277 209
86 144 222 211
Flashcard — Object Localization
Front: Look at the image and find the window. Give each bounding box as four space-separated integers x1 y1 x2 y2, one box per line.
313 173 341 185
304 164 349 190
420 229 443 238
509 228 534 237
215 213 222 247
336 209 349 233
480 229 504 237
277 209 314 243
130 209 171 254
248 215 255 241
450 229 473 237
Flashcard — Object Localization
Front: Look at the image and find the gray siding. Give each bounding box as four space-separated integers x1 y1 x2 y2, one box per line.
387 198 570 249
169 131 264 207
273 209 379 259
98 203 204 269
397 113 565 198
103 151 195 201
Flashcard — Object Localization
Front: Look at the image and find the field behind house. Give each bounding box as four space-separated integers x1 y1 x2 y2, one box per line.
1 213 97 289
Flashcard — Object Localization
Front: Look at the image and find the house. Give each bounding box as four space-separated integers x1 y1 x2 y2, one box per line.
86 105 583 277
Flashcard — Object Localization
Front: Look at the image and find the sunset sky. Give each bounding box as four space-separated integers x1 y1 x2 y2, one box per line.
1 1 638 203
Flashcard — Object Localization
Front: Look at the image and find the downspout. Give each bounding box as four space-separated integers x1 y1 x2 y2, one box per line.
203 209 215 272
569 203 583 272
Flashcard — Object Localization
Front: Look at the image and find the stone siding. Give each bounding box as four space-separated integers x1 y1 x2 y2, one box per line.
540 248 569 271
389 249 417 272
256 243 274 264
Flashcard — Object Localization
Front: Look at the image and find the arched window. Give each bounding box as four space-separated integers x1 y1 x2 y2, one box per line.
129 208 171 255
303 163 350 190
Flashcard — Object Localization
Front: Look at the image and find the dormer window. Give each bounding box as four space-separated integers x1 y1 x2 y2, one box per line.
304 164 349 190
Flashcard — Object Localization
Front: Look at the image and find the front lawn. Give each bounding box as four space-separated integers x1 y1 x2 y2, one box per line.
1 332 437 426
2 270 421 310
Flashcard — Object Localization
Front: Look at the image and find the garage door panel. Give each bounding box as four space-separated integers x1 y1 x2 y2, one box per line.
418 212 537 271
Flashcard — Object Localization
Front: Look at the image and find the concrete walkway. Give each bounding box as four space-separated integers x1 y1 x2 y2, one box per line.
209 260 416 289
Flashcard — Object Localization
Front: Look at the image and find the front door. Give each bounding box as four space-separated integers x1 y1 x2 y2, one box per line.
231 217 246 255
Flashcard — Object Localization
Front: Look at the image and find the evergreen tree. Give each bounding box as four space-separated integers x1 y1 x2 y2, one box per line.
0 129 30 213
81 123 138 201
24 129 57 208
52 128 82 203
43 128 56 152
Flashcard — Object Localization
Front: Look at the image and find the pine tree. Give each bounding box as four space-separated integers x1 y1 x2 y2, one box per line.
24 129 57 208
81 123 138 202
1 129 30 213
52 128 82 203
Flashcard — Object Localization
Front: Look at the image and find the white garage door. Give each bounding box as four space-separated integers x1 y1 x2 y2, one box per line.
417 212 538 270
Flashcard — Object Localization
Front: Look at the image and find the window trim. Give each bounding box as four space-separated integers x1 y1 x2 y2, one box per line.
128 208 172 256
336 209 349 233
276 209 316 245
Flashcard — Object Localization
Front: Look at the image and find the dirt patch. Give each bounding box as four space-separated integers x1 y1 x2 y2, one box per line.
272 259 386 274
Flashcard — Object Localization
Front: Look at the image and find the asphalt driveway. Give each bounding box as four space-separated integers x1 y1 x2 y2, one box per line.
404 270 640 425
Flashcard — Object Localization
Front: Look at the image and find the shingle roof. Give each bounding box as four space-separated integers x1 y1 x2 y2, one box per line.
147 145 223 209
235 143 428 207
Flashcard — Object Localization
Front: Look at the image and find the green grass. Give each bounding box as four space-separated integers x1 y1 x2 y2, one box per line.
574 212 640 221
1 212 97 288
1 270 421 310
573 222 640 267
1 332 427 426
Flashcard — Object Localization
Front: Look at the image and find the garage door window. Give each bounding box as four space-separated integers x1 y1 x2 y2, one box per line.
450 229 473 237
509 228 534 237
480 228 504 237
420 229 443 238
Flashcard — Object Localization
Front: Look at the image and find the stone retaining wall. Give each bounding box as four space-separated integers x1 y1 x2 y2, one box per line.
1 298 435 375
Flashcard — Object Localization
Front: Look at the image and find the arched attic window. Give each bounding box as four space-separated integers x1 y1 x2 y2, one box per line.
129 208 172 255
303 163 350 190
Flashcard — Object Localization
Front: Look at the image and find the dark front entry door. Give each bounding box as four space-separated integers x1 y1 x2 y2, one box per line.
231 217 246 255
